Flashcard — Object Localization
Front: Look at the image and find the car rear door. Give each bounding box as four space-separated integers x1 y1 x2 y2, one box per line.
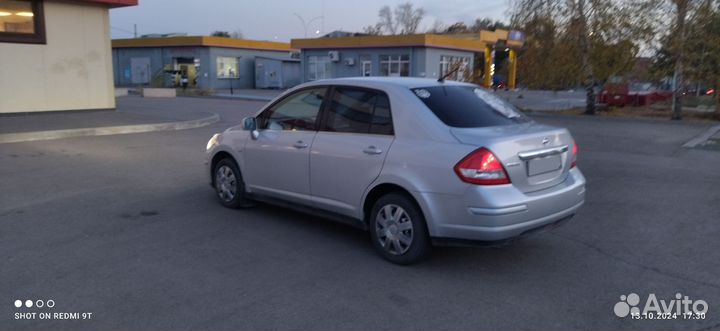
310 86 395 218
243 87 327 205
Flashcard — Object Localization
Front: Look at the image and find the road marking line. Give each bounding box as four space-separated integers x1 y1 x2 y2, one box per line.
683 124 720 148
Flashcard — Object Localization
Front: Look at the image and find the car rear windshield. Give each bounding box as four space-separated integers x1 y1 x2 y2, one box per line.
411 86 530 128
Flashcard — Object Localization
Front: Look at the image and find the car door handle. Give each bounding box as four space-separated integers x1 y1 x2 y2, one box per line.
363 146 383 155
293 141 309 149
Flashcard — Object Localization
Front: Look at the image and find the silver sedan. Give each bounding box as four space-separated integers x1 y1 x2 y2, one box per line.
205 77 585 264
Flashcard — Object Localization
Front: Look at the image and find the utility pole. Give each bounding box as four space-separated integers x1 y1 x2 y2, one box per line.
133 24 137 38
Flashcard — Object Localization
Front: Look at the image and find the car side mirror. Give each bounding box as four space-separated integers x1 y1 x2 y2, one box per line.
242 117 257 131
242 117 260 139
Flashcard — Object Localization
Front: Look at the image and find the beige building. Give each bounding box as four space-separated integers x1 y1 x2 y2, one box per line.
0 0 137 114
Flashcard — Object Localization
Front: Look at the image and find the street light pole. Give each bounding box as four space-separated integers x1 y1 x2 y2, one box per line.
293 13 324 38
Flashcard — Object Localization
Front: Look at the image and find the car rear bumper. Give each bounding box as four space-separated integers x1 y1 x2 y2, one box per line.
418 168 586 242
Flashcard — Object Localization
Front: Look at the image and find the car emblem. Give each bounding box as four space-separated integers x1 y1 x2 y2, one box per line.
542 137 550 145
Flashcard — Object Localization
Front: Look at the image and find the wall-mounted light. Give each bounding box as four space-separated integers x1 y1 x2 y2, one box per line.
16 12 34 17
0 11 12 16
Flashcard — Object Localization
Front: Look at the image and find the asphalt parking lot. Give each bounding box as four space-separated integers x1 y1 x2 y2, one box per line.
1 97 719 330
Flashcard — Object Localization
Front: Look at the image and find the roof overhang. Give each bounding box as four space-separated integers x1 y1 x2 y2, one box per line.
112 36 295 52
291 34 486 53
73 0 138 7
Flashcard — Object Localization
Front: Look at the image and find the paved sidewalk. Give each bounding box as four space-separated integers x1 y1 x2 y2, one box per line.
0 96 218 143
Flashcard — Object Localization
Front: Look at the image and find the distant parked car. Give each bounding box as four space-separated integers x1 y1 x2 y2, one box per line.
599 82 672 107
205 77 586 264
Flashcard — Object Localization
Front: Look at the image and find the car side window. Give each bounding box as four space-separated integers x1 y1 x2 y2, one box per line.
322 87 394 135
369 94 393 135
259 88 326 131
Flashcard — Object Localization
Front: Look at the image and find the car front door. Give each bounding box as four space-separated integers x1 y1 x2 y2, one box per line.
244 87 327 205
310 86 395 218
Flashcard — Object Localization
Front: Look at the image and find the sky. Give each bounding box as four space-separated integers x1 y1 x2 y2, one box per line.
109 0 511 41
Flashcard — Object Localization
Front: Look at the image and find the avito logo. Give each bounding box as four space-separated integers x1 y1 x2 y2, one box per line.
614 293 708 318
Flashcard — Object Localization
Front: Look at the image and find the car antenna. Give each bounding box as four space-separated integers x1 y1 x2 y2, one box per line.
438 65 460 83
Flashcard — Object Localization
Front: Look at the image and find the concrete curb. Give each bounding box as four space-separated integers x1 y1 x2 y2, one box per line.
683 124 720 148
0 112 219 144
209 94 274 102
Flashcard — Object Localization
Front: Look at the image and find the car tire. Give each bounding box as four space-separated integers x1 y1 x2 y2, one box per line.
369 193 431 265
213 158 256 209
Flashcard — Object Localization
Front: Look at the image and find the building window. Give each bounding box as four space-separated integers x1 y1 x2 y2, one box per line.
439 55 470 81
216 56 239 79
379 55 409 77
307 56 331 81
0 0 45 44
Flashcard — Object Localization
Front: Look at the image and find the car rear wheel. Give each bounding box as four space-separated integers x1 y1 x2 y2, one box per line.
369 193 430 264
214 158 256 209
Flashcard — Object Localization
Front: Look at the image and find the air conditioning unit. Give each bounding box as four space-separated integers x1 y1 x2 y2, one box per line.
328 51 340 62
344 58 355 66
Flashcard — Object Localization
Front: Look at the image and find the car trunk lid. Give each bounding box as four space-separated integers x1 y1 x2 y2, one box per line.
450 122 575 193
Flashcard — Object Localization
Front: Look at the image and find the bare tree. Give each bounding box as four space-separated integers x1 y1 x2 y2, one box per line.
395 3 425 34
444 22 471 34
372 3 425 35
230 30 244 39
378 6 397 35
470 18 511 31
426 19 446 33
363 24 383 35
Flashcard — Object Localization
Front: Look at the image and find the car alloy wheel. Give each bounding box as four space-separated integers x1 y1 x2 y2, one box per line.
215 165 237 202
375 204 414 255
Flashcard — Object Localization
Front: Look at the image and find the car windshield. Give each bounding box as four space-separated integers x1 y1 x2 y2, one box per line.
411 86 530 128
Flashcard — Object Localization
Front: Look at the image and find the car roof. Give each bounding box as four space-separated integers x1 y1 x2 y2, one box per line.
303 77 477 90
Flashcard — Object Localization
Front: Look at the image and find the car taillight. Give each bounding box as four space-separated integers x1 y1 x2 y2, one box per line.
454 148 510 185
571 141 578 168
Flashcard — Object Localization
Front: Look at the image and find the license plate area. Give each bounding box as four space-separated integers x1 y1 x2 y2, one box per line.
526 154 562 176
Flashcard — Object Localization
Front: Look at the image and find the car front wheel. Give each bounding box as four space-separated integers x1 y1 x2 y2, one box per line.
369 193 430 264
213 158 255 209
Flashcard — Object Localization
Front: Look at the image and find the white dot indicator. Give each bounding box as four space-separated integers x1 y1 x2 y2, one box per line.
14 300 22 308
25 300 33 308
